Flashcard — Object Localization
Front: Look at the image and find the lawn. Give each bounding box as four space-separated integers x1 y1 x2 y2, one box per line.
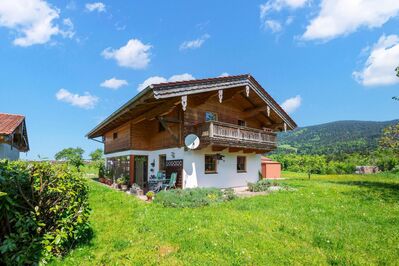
51 172 399 265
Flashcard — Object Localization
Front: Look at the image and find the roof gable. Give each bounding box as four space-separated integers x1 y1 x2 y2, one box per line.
0 113 25 135
87 74 297 138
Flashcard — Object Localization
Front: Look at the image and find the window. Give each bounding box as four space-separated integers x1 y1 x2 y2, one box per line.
238 120 246 127
159 154 166 172
158 121 165 132
113 132 118 140
237 156 246 172
205 112 217 122
205 155 217 173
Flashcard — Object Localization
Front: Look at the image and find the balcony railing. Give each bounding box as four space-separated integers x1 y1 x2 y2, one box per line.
186 121 277 150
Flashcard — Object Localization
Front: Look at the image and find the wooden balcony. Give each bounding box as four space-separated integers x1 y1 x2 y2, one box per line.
186 121 277 152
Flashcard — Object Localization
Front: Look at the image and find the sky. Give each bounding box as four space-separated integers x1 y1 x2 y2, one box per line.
0 0 398 160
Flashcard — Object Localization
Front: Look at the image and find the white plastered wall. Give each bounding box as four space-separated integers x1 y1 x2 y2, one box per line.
0 143 20 161
183 147 261 189
105 147 261 189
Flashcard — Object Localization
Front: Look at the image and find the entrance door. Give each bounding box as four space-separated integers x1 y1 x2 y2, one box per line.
134 156 148 189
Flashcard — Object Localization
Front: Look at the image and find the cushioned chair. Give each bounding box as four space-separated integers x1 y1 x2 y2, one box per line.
162 173 177 190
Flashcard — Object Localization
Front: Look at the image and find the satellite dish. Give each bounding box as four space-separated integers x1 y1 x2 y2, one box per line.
185 134 200 150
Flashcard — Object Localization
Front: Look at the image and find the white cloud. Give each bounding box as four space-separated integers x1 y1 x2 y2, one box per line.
260 0 308 17
138 73 195 91
102 39 152 69
100 78 128 90
281 95 302 114
264 20 282 33
353 34 399 86
169 73 195 82
0 0 74 46
219 72 230 77
303 0 399 41
260 0 308 32
180 34 210 50
85 2 106 12
56 88 98 109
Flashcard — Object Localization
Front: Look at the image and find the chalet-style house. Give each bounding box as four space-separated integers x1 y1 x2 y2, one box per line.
0 113 29 161
87 75 296 189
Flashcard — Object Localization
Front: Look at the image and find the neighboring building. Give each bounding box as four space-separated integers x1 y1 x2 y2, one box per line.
0 113 29 161
261 157 281 179
87 75 297 189
355 166 379 174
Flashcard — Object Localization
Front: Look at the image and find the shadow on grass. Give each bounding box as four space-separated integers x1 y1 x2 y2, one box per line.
329 180 399 202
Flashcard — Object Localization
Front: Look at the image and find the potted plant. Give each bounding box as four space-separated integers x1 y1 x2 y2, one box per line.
130 183 143 196
146 191 155 201
116 177 125 189
120 175 129 191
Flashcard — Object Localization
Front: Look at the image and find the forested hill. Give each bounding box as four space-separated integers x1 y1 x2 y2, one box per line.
277 119 399 155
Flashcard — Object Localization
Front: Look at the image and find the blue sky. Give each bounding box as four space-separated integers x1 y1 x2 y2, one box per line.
0 0 398 160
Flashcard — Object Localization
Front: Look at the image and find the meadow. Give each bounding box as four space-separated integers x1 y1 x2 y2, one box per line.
51 171 399 265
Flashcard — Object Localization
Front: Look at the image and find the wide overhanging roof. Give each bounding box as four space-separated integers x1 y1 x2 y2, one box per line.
86 74 297 138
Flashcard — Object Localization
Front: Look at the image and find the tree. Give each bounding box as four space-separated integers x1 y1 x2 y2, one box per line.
379 124 399 157
55 147 85 170
89 149 103 161
394 67 399 101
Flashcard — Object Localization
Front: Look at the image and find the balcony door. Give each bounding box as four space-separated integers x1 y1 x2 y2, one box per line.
134 156 148 189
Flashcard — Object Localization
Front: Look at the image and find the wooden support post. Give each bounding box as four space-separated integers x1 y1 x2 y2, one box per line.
129 155 135 185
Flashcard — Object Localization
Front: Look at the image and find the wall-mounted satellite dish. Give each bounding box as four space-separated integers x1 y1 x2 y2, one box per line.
185 134 200 150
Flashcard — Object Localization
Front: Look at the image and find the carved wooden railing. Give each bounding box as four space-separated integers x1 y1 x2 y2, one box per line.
187 121 277 146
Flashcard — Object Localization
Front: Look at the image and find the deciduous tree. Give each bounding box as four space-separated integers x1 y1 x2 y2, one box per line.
55 147 85 170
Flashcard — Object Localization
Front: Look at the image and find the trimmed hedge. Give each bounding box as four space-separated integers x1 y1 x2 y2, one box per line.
154 188 236 208
0 161 91 265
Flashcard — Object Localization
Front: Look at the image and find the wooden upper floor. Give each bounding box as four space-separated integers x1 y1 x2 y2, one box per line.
87 75 297 154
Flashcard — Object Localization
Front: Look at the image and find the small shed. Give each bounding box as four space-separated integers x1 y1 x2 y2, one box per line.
261 157 281 179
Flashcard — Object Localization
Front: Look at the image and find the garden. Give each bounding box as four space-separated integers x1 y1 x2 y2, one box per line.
47 170 399 265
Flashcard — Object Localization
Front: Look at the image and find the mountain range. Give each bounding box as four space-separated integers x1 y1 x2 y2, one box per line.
277 119 399 155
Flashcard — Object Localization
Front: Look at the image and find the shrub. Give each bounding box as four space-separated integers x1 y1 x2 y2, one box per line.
248 179 274 192
154 188 236 208
0 160 91 265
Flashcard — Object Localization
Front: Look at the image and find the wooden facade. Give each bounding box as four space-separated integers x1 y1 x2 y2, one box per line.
87 75 297 188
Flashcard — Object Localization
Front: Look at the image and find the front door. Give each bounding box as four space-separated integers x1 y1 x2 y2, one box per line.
134 156 148 189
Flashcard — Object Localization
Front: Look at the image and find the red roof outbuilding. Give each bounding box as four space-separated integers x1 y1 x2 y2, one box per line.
0 113 25 135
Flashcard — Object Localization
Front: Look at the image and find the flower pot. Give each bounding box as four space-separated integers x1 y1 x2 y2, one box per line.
121 185 128 191
146 195 153 201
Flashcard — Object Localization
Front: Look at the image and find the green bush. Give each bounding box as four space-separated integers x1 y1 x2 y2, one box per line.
248 179 275 192
154 188 236 208
0 160 91 265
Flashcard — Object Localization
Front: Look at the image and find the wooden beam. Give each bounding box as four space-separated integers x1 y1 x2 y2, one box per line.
243 106 268 118
157 117 179 143
160 117 181 123
212 145 226 152
131 100 179 124
190 91 218 107
243 149 255 154
228 147 242 153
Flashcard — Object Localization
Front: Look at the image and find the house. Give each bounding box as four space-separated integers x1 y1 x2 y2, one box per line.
0 113 29 161
87 74 297 189
261 157 281 179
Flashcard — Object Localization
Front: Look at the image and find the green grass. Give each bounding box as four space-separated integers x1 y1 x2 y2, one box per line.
51 172 399 265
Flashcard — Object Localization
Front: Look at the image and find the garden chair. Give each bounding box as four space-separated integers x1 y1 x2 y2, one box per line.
162 173 177 190
153 181 163 193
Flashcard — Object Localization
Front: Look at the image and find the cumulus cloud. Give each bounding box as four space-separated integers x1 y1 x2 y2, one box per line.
138 73 195 91
281 95 302 114
302 0 399 41
353 34 399 86
0 0 74 46
56 88 98 109
264 20 282 33
102 39 152 69
260 0 308 32
85 2 106 12
180 34 210 50
100 78 128 90
219 72 230 77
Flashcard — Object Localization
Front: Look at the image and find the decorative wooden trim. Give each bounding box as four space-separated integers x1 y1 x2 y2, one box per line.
218 89 223 103
181 95 187 111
